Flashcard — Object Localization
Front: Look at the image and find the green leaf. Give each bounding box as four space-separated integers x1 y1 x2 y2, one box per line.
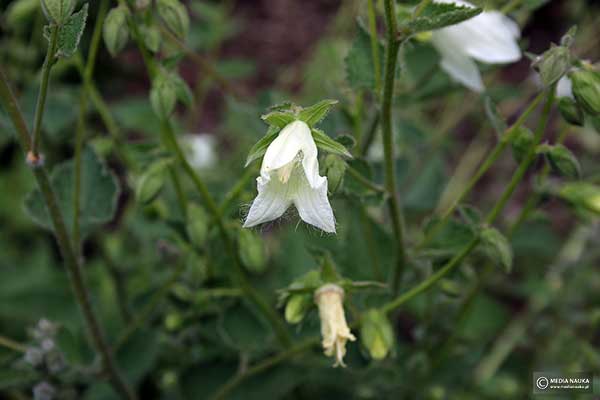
298 99 338 127
538 143 581 179
312 128 353 158
53 3 88 58
24 147 120 238
260 111 296 128
480 227 513 273
406 3 483 34
171 73 194 107
244 125 281 167
136 159 172 204
345 22 382 90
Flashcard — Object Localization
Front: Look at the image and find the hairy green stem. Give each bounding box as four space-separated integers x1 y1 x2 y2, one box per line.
381 89 555 315
418 91 546 250
31 25 59 159
382 0 408 294
0 67 136 400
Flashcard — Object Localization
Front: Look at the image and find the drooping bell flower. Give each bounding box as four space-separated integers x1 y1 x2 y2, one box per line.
314 284 355 367
431 0 522 92
243 120 336 233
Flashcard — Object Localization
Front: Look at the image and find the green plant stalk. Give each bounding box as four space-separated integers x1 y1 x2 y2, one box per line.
73 0 110 256
0 335 26 353
433 127 570 368
367 0 381 95
31 25 59 159
125 14 292 348
218 165 258 214
382 0 408 295
161 121 293 348
417 91 546 250
347 165 386 193
0 67 136 400
381 89 555 315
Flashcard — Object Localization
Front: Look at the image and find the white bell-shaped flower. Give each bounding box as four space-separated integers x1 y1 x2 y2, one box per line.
556 75 574 99
431 0 522 92
314 284 356 367
243 120 336 233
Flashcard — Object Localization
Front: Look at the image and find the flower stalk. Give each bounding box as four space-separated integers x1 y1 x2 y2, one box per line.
0 67 136 400
382 0 408 294
30 24 59 161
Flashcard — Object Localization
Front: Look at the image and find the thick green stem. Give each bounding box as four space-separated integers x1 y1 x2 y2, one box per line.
0 67 136 400
31 25 59 159
382 0 408 294
417 91 546 250
381 89 556 315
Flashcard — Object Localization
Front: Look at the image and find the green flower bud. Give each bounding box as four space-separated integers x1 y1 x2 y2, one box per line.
539 143 581 179
150 72 177 119
510 126 534 164
141 24 161 53
533 44 571 87
136 160 169 204
571 69 600 116
323 154 347 193
40 0 75 24
238 229 267 274
186 203 209 248
284 294 311 324
557 97 584 126
360 309 394 360
103 6 130 57
157 0 189 39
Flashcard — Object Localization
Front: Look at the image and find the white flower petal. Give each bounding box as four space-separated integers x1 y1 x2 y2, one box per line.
261 120 311 174
556 76 574 99
243 174 292 228
293 175 336 233
432 0 521 69
433 35 484 92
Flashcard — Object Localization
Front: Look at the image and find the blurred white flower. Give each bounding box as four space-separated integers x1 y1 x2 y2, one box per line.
243 120 336 233
182 134 217 169
556 75 574 99
314 284 355 367
431 0 522 92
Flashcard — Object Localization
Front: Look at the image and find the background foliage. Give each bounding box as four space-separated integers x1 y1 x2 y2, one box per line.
0 0 599 399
